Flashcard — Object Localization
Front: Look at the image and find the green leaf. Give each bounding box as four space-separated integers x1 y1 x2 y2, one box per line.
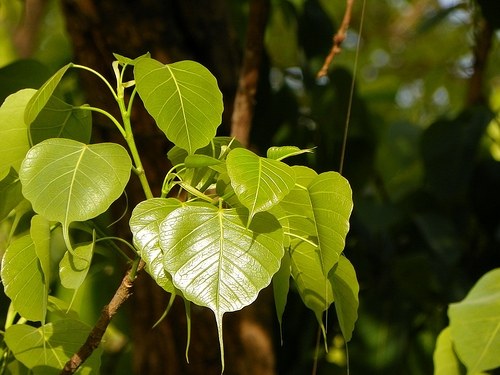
0 167 24 221
433 327 463 375
4 318 102 374
448 268 500 374
24 62 73 126
266 145 314 161
134 58 223 154
159 203 284 371
19 138 131 249
113 52 151 66
0 59 50 104
272 249 291 342
30 95 92 144
30 215 51 285
226 148 296 222
290 238 333 318
0 89 35 178
129 198 183 293
330 256 359 341
59 239 94 290
0 234 46 321
184 154 222 168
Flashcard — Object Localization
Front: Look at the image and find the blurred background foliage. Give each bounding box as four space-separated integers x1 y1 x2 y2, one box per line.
1 0 499 374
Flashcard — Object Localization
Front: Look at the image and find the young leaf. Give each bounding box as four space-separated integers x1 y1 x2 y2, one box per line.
266 145 314 161
226 148 296 222
330 255 359 342
0 167 24 221
448 268 500 374
113 52 151 66
0 89 35 178
159 203 284 371
4 318 102 374
129 198 183 293
59 239 95 290
30 95 92 144
24 62 73 126
0 235 46 321
19 138 132 249
433 327 462 375
134 58 223 154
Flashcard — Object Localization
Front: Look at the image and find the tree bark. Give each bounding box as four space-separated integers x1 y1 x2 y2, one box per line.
60 1 276 374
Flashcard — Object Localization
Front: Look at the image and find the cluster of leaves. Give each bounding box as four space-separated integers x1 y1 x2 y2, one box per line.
0 54 358 373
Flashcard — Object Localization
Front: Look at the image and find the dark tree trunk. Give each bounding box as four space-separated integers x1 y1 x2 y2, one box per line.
60 1 277 374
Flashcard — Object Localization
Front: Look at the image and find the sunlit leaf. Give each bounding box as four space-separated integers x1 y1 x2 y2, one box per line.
0 235 46 321
226 148 296 222
266 145 314 161
0 167 24 221
19 138 131 249
433 327 462 375
159 203 284 371
4 319 101 374
449 268 500 374
113 52 151 66
135 58 223 154
330 256 359 341
24 62 72 126
0 89 35 178
129 198 182 293
30 95 92 144
184 154 222 168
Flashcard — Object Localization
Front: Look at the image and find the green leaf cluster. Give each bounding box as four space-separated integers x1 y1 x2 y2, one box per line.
0 55 357 373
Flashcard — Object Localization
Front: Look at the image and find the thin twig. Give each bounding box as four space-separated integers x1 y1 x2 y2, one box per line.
60 259 145 374
317 0 355 78
230 0 270 147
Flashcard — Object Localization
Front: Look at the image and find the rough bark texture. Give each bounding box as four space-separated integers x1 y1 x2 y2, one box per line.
60 1 276 374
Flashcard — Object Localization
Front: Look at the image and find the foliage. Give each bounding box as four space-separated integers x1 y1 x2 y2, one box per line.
0 54 357 373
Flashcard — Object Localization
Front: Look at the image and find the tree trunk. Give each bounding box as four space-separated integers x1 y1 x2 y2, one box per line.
60 1 276 374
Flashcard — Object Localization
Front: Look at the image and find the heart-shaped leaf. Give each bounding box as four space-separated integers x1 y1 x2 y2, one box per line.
24 63 72 126
330 255 359 341
130 198 183 293
448 268 500 374
159 203 284 371
135 58 223 154
30 95 92 145
4 318 101 374
19 138 131 249
226 148 296 222
1 235 46 321
0 89 35 178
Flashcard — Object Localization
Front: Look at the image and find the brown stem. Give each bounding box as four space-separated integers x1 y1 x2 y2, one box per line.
230 0 270 147
466 18 493 107
317 0 355 78
60 260 145 374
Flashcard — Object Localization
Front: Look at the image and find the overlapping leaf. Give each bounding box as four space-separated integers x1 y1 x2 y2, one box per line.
159 203 284 370
330 256 359 341
24 63 72 126
226 148 296 222
0 167 24 221
0 89 35 178
129 198 182 293
19 138 131 249
30 95 92 144
4 319 101 374
59 240 94 290
449 268 500 374
135 58 223 154
433 327 462 375
0 235 46 321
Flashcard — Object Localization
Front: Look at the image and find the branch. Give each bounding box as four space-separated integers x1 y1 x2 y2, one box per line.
230 0 270 147
317 0 355 78
60 259 145 374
